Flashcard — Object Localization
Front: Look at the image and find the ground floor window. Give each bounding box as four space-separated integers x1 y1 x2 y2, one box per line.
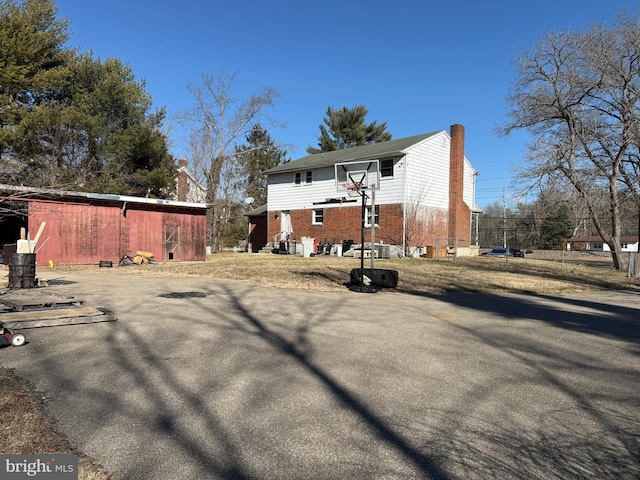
365 205 380 227
312 208 324 225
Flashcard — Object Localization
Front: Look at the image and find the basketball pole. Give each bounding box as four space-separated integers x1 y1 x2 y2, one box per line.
359 187 366 287
370 186 375 269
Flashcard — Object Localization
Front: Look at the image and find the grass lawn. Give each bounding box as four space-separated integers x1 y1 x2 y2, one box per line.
58 249 638 295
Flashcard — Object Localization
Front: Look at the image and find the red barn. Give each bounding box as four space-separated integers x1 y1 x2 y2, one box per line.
0 184 207 265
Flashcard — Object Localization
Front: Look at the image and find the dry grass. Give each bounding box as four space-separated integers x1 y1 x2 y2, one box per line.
2 250 637 479
53 250 638 295
0 368 111 480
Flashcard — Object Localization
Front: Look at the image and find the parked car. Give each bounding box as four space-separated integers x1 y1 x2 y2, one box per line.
485 247 511 257
484 247 526 258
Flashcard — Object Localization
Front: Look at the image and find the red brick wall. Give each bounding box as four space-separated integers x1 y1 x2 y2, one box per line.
268 204 405 246
448 124 471 247
267 203 449 249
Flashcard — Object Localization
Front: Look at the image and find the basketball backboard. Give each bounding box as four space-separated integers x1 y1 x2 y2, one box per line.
335 160 380 193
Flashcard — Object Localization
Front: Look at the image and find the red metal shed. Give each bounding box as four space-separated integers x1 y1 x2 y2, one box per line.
0 184 207 265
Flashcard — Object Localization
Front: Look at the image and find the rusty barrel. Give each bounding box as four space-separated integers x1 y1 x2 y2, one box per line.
8 253 37 289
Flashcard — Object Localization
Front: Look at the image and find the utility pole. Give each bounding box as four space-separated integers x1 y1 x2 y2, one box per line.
503 189 507 248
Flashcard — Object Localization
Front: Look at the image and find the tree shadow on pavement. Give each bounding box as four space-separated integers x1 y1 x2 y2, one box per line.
223 285 450 480
15 278 639 479
403 287 640 343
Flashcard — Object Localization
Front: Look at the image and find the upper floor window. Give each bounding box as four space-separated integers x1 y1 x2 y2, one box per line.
294 171 312 185
380 159 394 178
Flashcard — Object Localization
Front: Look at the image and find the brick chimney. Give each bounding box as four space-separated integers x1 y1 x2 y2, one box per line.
177 158 188 202
448 124 471 247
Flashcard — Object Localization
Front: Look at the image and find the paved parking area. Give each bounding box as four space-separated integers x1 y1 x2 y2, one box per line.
2 271 639 479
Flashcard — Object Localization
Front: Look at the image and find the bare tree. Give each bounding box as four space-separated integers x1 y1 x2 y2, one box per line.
401 181 447 257
499 14 640 270
182 72 278 249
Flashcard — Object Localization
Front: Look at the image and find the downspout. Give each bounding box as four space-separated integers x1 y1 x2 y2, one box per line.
402 154 407 256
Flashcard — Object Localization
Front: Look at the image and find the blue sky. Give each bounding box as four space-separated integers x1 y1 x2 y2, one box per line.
55 0 640 208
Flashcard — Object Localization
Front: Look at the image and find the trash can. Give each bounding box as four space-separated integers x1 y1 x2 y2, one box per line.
301 237 315 257
8 253 36 289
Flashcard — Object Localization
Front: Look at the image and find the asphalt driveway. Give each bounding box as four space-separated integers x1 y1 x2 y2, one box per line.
1 271 639 479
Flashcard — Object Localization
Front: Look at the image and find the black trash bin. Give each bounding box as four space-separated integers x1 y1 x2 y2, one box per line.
350 268 399 288
8 253 37 289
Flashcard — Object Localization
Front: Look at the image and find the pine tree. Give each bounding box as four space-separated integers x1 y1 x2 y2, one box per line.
236 124 289 206
0 0 175 197
540 204 574 249
306 105 391 153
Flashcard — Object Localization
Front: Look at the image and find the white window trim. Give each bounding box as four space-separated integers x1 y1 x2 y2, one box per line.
365 205 379 227
312 208 324 225
380 159 394 179
293 171 313 186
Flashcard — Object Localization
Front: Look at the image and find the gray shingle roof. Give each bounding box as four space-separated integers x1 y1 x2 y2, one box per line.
265 131 440 174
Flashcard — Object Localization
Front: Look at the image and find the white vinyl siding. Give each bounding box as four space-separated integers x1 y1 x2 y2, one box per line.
267 130 465 214
403 132 450 210
269 167 337 211
463 157 478 210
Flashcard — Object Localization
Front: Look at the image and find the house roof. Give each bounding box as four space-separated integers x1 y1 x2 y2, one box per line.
265 132 440 174
570 236 639 242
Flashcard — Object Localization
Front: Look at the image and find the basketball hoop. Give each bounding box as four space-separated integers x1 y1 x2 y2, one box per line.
342 182 362 197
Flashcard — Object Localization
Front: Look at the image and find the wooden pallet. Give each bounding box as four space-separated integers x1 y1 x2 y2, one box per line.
0 292 85 311
0 306 116 329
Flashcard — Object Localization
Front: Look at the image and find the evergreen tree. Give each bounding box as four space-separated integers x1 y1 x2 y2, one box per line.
235 124 289 206
0 0 71 159
0 0 175 197
306 105 391 153
540 204 574 249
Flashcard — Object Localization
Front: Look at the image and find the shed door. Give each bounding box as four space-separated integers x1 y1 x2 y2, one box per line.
164 224 180 261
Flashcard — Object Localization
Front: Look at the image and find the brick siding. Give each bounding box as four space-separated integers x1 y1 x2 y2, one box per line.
448 124 471 247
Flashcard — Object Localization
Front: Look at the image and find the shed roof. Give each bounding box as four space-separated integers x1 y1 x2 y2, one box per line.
0 183 208 210
244 204 267 216
265 132 440 175
570 236 638 242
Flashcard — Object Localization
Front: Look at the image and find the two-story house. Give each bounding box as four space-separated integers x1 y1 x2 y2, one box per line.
262 124 480 257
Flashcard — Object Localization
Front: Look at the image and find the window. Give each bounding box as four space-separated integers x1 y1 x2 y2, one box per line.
312 209 324 225
380 159 394 178
365 205 380 227
294 171 312 185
